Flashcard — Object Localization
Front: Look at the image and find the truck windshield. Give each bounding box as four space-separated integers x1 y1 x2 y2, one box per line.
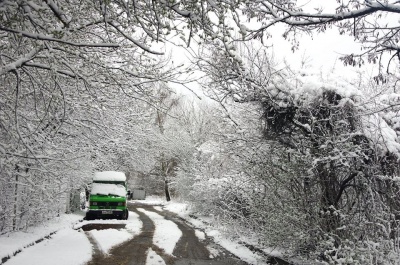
90 183 126 197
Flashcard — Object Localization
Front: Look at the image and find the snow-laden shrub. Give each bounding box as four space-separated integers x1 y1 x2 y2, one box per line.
179 65 400 264
314 208 400 265
256 71 400 263
0 155 93 234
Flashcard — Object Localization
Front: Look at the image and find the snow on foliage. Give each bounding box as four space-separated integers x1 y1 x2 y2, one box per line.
362 113 400 157
197 140 220 155
293 70 363 100
192 49 400 263
276 70 400 158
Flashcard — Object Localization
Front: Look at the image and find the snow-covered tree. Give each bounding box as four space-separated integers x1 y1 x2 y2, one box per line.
236 1 400 74
190 38 400 263
0 0 192 232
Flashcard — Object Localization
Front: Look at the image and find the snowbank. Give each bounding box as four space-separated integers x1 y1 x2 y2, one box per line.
0 213 84 262
3 228 92 265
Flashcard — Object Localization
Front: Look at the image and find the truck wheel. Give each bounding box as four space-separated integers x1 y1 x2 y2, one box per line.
123 209 129 220
85 212 92 221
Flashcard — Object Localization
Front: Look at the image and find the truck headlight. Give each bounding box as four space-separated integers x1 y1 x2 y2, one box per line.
91 202 97 206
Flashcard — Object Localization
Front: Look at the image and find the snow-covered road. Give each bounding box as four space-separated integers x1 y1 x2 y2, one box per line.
0 198 274 265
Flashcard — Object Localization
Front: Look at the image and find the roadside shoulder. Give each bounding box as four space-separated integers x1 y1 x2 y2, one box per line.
0 212 84 264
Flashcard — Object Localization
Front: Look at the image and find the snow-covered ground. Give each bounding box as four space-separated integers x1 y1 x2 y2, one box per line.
0 211 141 265
73 211 143 255
137 208 182 255
4 228 92 265
0 196 276 265
146 248 166 265
0 213 85 264
163 201 274 265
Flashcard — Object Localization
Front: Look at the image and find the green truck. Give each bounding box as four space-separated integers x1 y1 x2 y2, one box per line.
85 171 129 220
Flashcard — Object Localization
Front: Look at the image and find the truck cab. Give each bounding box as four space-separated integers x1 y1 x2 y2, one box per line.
85 171 129 220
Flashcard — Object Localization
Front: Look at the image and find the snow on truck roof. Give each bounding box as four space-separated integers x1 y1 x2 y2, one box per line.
93 171 126 181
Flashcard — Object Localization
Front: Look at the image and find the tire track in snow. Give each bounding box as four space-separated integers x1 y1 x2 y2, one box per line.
85 231 104 260
84 202 252 265
137 208 183 255
150 208 249 265
151 209 210 259
86 207 155 265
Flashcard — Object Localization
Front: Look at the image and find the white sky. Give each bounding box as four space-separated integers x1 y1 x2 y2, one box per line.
164 0 386 97
266 25 363 74
241 0 377 79
257 0 399 78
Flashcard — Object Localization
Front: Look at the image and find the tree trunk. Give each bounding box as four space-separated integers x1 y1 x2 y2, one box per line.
13 173 18 231
319 162 340 234
162 160 171 202
164 177 171 202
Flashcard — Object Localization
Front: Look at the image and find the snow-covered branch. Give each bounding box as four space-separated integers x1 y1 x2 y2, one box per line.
0 48 42 76
45 0 71 27
108 21 164 55
0 26 120 48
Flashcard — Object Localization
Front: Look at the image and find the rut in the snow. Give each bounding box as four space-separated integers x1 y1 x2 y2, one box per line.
148 207 248 265
85 205 174 265
147 207 210 259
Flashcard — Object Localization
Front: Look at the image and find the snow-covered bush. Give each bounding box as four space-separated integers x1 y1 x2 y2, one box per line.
255 71 400 263
192 42 400 263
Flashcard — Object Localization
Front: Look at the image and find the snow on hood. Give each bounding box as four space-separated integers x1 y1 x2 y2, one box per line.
91 183 126 197
93 171 126 182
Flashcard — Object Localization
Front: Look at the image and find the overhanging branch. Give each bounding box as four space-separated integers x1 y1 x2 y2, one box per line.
0 26 120 48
